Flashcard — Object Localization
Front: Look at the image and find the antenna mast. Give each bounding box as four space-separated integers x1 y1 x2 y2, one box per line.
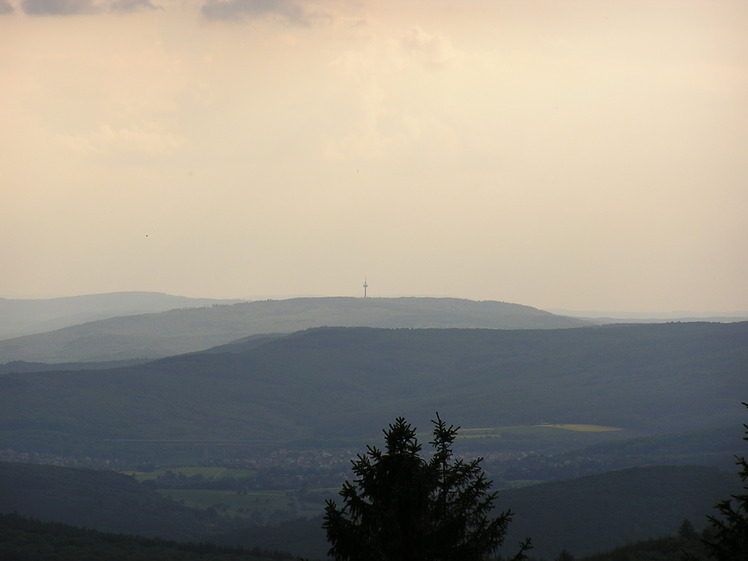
363 277 368 299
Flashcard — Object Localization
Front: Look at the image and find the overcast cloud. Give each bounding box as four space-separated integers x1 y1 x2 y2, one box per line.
110 0 156 13
21 0 98 15
16 0 157 15
1 1 746 314
201 0 311 24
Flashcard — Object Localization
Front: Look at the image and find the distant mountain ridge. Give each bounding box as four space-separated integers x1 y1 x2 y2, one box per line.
1 323 745 459
0 462 218 540
0 296 591 363
221 465 739 560
0 461 737 560
0 292 242 340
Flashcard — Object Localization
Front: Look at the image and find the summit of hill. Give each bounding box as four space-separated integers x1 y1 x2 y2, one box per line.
0 296 590 363
2 322 745 455
0 292 242 340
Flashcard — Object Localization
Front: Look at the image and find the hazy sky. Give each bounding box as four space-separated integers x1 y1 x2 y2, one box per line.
2 0 747 313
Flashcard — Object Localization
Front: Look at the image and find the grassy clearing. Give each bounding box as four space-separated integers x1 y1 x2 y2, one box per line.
457 427 502 439
157 487 336 523
538 424 623 432
159 489 293 520
456 424 622 438
124 467 255 482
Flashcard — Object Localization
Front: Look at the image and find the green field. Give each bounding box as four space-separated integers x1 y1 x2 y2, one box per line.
123 466 338 523
542 423 622 432
455 424 623 439
157 487 335 523
125 467 256 482
3 322 745 467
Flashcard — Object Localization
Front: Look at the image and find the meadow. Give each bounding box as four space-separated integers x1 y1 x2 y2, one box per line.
2 322 745 466
157 488 334 523
456 423 622 439
126 467 256 483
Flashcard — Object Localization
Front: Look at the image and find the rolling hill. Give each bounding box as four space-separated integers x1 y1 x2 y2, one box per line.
499 464 739 559
0 514 293 561
0 461 738 560
1 322 745 461
214 465 740 560
0 297 591 363
0 292 242 341
0 461 217 541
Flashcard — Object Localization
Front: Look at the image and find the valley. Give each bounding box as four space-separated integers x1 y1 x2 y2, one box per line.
0 296 746 560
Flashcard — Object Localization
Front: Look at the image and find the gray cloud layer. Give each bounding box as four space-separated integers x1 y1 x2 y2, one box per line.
21 0 98 15
201 0 309 24
18 0 156 15
111 0 157 13
8 0 303 18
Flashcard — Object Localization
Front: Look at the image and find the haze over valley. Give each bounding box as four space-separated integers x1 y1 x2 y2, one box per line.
2 1 747 559
1 293 747 559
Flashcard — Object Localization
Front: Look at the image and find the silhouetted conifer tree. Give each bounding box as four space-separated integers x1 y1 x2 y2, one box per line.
323 414 531 561
554 550 575 561
684 402 748 561
702 404 748 559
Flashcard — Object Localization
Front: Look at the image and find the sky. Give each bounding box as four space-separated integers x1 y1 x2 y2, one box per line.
1 0 747 313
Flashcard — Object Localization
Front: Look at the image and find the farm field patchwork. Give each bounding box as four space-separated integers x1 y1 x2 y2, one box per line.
456 424 623 438
125 467 256 482
157 488 334 523
542 424 622 432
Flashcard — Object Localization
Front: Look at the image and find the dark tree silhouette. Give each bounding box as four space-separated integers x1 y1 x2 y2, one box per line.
323 414 531 561
684 402 748 561
701 403 748 560
554 550 575 561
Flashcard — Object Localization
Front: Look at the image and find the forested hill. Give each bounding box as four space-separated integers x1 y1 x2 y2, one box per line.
220 465 739 560
0 464 736 561
0 297 590 363
1 322 745 457
0 462 215 541
0 292 241 340
499 464 739 559
0 513 292 561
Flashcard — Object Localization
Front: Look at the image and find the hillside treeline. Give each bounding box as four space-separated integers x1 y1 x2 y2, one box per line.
0 513 296 561
2 323 746 463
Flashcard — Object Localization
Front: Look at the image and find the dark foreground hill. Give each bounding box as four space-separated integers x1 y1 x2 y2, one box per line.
0 461 737 560
0 462 216 541
215 465 739 560
0 292 241 341
1 322 745 461
499 465 739 559
0 297 590 363
0 513 293 561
